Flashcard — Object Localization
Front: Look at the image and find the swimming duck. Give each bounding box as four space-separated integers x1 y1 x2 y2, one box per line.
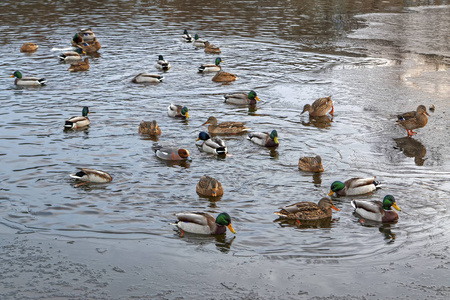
193 34 208 47
248 130 279 148
59 47 85 62
155 55 171 71
83 38 101 53
153 144 191 161
301 96 334 117
70 168 112 185
79 28 96 42
10 71 46 86
223 91 260 105
64 106 90 129
212 71 237 82
182 29 193 43
351 195 401 223
204 41 221 54
274 198 340 220
196 175 224 197
298 155 324 172
328 177 381 197
138 120 161 135
396 105 429 137
20 42 39 53
196 132 227 155
68 58 89 72
174 212 235 235
72 33 84 46
132 73 164 83
198 57 222 73
167 104 189 118
202 116 248 135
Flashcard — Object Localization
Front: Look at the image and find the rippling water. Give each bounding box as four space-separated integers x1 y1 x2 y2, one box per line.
1 0 450 298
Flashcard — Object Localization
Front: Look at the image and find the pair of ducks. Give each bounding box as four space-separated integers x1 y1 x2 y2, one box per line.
198 57 237 82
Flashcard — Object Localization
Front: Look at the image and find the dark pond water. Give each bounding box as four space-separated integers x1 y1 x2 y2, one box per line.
1 0 450 299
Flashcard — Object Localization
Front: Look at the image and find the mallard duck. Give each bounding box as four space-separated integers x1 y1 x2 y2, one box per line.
204 41 221 54
167 104 189 118
72 33 84 46
198 57 222 73
196 175 224 197
153 144 191 161
10 71 46 86
64 106 90 129
58 47 85 62
68 58 89 72
132 73 164 83
202 116 248 135
223 90 260 105
274 198 340 221
212 71 237 82
79 28 96 42
182 29 193 43
138 120 161 135
196 132 227 155
70 168 112 185
351 195 401 223
20 42 39 53
174 212 235 235
301 96 334 117
396 105 429 137
80 38 101 54
248 130 279 147
298 155 324 172
328 177 381 196
193 34 208 47
155 55 171 71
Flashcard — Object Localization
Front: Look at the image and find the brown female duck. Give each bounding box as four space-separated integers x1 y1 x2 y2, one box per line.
212 71 237 82
396 105 429 137
274 198 340 221
20 42 39 52
298 155 324 172
301 96 334 117
138 120 161 135
204 41 221 54
68 58 89 72
202 116 248 135
196 175 224 197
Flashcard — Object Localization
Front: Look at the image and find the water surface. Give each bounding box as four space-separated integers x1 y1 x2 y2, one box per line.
1 1 450 299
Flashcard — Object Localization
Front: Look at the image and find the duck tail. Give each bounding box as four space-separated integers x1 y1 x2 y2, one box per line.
215 147 226 155
38 78 47 85
374 181 382 189
58 54 66 61
152 143 162 153
350 200 357 210
64 121 74 128
198 66 205 73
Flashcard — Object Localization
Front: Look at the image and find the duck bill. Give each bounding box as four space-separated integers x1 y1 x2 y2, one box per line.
274 137 279 144
10 75 15 78
328 190 334 196
227 223 236 234
201 121 209 125
255 96 261 101
331 205 340 211
392 203 401 211
185 112 190 118
196 137 200 141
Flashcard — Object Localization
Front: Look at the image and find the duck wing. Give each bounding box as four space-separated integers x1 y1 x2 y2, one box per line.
176 212 213 226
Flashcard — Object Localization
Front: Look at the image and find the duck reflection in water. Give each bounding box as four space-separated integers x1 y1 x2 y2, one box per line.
301 115 333 129
394 137 427 166
274 217 336 229
174 228 235 253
